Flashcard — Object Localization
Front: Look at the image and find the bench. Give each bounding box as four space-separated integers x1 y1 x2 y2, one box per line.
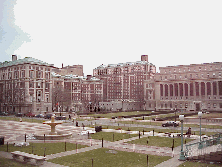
11 151 46 165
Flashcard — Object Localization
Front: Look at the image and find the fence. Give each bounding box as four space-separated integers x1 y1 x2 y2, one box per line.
185 133 222 158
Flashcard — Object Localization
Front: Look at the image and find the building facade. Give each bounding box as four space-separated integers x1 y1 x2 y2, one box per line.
144 62 222 112
0 55 55 114
93 55 156 110
52 74 103 112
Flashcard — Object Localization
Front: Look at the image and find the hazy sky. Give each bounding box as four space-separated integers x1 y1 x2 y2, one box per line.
0 0 222 75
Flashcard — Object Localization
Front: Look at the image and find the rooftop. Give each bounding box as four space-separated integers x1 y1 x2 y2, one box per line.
95 61 153 69
0 57 55 68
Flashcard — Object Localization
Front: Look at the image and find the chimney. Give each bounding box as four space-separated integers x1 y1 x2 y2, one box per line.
141 55 148 62
87 75 92 80
62 63 63 68
12 55 17 61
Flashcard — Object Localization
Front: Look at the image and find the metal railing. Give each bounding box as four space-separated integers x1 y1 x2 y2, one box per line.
185 133 222 158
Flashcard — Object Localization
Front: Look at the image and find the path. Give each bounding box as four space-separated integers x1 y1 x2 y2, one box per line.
0 119 221 167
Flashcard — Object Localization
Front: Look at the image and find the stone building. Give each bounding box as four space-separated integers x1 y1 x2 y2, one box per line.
93 55 156 111
0 55 55 114
144 62 222 112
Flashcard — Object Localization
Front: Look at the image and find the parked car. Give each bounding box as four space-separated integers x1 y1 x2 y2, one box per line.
15 113 23 117
44 113 54 119
152 117 164 121
162 121 179 127
35 114 44 118
55 116 66 120
0 112 8 116
25 112 36 117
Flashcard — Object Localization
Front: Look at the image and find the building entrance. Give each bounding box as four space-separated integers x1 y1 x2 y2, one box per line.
196 103 200 111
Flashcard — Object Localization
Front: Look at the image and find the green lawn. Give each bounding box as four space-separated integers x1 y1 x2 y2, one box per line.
48 147 172 167
127 136 194 148
145 112 189 120
184 123 222 129
0 116 45 123
0 157 34 167
88 111 151 118
179 161 221 167
0 142 88 156
90 132 138 142
189 113 222 119
117 120 222 129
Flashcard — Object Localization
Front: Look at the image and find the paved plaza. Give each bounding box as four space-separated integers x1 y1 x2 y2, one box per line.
0 119 220 167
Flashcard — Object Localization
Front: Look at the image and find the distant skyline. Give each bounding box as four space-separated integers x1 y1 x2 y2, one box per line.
0 0 222 76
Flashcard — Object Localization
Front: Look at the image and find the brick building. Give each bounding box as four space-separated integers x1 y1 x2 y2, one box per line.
53 64 84 76
144 62 222 111
52 74 103 112
0 55 55 114
93 55 156 111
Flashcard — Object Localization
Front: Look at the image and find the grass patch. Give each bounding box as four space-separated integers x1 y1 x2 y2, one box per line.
179 161 221 167
0 157 34 167
117 120 163 126
145 112 188 120
0 116 45 123
90 132 138 142
0 142 88 156
127 136 194 147
117 120 222 129
184 123 222 129
48 147 171 167
88 111 151 118
189 113 222 119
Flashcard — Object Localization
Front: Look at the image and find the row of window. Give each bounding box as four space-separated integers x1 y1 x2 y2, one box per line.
159 103 222 109
159 72 221 80
160 81 222 97
162 64 222 74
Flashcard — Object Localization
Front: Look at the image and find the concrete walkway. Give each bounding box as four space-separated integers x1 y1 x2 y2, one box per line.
0 119 221 167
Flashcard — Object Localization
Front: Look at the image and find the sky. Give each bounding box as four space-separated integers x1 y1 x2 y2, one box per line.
0 0 222 76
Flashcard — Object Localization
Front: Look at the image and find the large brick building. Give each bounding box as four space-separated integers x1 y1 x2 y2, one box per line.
0 55 221 114
93 55 156 111
0 55 55 114
144 62 222 111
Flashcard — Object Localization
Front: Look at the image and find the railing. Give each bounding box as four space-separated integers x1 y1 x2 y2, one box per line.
185 133 222 158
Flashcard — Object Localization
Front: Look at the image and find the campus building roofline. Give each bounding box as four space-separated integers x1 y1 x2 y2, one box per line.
0 57 55 68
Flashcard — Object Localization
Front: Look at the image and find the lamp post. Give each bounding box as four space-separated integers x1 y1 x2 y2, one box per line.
179 115 186 161
198 111 203 149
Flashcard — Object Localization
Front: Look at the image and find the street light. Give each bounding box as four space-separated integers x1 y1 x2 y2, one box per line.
198 111 203 149
179 114 186 161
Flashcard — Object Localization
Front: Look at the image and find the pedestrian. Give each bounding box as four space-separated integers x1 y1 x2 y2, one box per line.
69 115 71 120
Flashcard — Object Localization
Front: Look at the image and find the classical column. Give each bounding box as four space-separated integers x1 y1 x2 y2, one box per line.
199 82 201 99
